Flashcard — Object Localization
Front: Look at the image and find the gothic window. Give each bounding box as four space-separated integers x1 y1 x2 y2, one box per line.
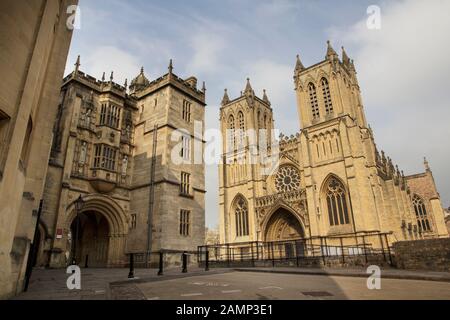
325 177 350 226
20 117 33 167
93 144 117 171
130 214 137 229
234 196 249 237
179 209 190 236
412 195 432 232
99 103 121 128
238 111 245 147
180 134 191 161
180 172 191 196
321 78 333 114
228 115 235 151
182 100 191 122
275 165 301 193
257 110 261 129
0 109 10 170
308 83 320 119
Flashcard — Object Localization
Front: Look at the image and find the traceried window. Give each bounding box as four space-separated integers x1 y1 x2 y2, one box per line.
308 83 320 119
412 195 432 232
131 214 137 229
180 172 191 196
237 111 245 147
228 115 235 151
99 103 121 128
325 177 350 226
321 78 333 114
93 144 117 171
182 100 191 122
180 209 190 236
234 196 249 237
275 165 301 193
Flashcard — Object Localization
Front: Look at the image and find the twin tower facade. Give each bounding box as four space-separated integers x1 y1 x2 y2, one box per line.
219 42 448 246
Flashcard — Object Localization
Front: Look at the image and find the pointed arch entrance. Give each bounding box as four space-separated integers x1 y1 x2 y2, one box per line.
264 207 305 241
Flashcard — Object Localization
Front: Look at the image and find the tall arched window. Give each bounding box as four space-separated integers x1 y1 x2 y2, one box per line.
321 78 333 114
325 177 350 226
238 111 245 147
412 195 432 232
308 83 320 119
228 115 235 151
234 196 249 237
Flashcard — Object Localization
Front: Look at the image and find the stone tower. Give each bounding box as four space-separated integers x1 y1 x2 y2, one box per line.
293 41 414 239
218 79 275 243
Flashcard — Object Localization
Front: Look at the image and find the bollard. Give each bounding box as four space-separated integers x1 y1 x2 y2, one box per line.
158 251 164 276
84 255 89 268
182 251 188 273
205 250 209 271
128 253 135 279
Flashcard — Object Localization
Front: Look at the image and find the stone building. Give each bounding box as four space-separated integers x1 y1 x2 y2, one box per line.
36 59 206 268
0 0 77 298
218 42 448 247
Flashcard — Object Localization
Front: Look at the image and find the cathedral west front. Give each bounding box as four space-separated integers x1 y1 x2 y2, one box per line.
218 42 448 248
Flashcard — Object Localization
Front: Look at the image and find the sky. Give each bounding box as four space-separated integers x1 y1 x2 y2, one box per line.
65 0 450 228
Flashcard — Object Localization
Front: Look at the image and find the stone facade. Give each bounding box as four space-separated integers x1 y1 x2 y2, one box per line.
37 60 206 269
218 42 449 247
0 0 78 298
393 238 450 271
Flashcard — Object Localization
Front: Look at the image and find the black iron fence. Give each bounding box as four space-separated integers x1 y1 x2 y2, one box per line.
198 231 393 268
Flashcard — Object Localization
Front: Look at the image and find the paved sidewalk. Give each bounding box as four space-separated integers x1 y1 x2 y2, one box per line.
234 267 450 283
12 266 450 300
13 267 222 300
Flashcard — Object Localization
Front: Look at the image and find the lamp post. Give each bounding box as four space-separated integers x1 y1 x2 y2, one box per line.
72 195 85 265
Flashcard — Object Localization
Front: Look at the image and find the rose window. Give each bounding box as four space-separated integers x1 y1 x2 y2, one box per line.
275 166 301 192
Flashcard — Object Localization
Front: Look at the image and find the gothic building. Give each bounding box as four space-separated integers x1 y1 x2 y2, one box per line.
36 58 206 268
218 42 448 247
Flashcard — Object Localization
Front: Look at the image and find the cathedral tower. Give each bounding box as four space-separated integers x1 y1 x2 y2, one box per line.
294 41 416 240
218 79 275 243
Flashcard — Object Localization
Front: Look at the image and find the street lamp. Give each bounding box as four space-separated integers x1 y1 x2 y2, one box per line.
72 195 85 265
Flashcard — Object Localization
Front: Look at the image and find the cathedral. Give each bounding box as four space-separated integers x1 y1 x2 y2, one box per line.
35 58 206 268
218 41 448 248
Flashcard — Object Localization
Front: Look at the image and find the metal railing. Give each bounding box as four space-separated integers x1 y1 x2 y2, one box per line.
198 231 393 267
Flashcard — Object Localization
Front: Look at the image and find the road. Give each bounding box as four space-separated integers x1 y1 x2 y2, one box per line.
136 271 450 300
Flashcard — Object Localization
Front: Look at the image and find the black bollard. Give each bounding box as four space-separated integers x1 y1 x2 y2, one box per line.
128 253 134 279
158 251 164 276
84 255 89 268
182 251 188 273
205 250 209 271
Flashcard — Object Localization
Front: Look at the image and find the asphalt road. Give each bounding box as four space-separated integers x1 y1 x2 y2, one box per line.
136 271 450 300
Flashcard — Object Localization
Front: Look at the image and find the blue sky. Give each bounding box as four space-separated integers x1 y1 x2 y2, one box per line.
66 0 450 228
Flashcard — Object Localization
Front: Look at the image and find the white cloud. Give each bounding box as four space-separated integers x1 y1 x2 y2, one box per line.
248 60 299 134
65 45 141 85
328 0 450 206
186 32 226 75
84 46 141 84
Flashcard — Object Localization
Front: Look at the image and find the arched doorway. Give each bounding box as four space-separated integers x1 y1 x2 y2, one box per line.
264 207 305 258
70 211 110 267
265 208 304 241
